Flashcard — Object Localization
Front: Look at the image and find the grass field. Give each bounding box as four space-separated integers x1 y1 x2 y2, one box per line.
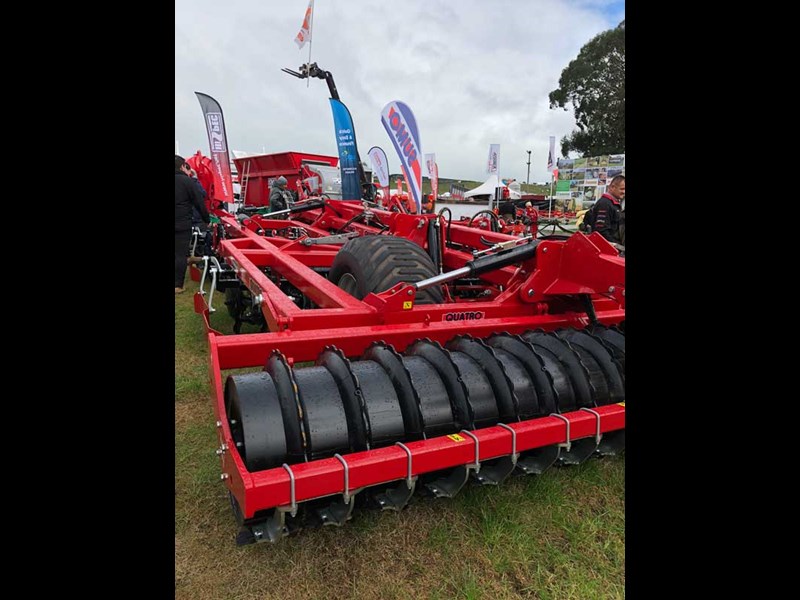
175 274 625 600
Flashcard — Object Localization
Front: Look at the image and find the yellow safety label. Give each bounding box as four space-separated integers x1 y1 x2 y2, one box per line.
403 301 413 310
447 434 465 442
617 402 625 407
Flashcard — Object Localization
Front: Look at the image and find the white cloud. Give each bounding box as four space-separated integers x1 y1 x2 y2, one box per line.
176 0 623 183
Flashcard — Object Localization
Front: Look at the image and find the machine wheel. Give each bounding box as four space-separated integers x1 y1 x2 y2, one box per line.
329 236 443 304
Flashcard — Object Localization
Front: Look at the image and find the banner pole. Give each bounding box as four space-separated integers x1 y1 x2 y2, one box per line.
307 0 314 87
495 152 500 214
549 173 554 215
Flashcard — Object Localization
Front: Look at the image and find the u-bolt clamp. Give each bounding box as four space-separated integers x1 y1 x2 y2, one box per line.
460 430 481 473
497 423 518 464
549 413 572 453
580 407 603 445
281 463 298 517
333 454 350 504
394 442 414 488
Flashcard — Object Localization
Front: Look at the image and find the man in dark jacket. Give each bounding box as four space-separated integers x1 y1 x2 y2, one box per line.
175 155 210 293
592 175 625 245
269 176 294 217
188 169 211 264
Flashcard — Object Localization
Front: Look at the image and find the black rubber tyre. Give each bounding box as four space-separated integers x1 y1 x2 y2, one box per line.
224 373 287 472
328 236 443 304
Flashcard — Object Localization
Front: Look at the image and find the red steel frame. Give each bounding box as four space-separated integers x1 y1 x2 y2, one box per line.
193 200 625 519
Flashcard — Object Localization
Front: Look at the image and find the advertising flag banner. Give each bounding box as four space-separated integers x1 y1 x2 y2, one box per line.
330 99 362 200
295 0 314 49
368 146 390 188
195 92 234 204
547 135 556 172
486 144 500 174
425 153 438 202
381 100 423 213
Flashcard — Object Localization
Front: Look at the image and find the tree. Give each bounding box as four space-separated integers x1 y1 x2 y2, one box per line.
549 21 625 158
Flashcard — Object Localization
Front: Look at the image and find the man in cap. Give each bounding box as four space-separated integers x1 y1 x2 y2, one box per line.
269 176 295 218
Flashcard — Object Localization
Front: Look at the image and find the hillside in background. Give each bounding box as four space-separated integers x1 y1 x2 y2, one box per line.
387 174 552 196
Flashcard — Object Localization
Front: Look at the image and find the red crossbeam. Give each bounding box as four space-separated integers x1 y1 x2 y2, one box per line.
232 404 624 517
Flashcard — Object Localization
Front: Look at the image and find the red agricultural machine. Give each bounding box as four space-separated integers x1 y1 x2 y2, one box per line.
233 151 342 206
191 188 625 544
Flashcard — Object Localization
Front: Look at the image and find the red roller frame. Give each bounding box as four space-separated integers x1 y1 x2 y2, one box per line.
206 334 625 519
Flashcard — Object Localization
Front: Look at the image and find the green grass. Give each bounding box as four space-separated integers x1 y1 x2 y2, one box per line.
175 273 625 600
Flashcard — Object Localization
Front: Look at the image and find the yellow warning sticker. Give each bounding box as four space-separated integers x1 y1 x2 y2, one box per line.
403 301 413 310
447 434 465 442
617 402 625 407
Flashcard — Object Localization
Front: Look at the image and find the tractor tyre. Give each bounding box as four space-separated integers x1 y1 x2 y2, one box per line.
329 236 443 304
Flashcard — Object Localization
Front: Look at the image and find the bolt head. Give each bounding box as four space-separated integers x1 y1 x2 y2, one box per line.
608 286 615 293
407 289 413 295
527 289 534 297
542 247 548 253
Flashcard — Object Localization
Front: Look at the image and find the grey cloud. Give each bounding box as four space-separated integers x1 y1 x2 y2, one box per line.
176 0 622 183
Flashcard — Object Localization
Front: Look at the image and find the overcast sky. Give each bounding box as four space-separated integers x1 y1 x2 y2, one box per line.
175 0 624 184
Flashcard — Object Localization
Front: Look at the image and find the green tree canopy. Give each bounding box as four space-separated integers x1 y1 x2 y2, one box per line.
549 21 625 158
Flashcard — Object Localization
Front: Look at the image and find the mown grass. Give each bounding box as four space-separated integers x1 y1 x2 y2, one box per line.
175 272 625 600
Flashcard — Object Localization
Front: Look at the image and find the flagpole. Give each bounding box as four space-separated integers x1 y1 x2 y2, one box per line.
306 0 314 88
495 163 499 214
546 135 556 216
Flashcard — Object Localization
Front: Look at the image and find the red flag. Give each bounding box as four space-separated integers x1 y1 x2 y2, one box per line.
295 0 314 49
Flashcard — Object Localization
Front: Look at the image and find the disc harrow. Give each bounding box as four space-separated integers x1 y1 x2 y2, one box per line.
190 181 625 544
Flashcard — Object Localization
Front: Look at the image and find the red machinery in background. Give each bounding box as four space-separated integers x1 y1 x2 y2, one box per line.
233 151 340 206
460 205 539 238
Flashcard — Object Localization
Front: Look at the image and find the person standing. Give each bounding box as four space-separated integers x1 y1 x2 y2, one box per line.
188 168 209 264
592 175 625 244
269 176 294 217
423 192 435 214
175 155 210 293
523 201 539 237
